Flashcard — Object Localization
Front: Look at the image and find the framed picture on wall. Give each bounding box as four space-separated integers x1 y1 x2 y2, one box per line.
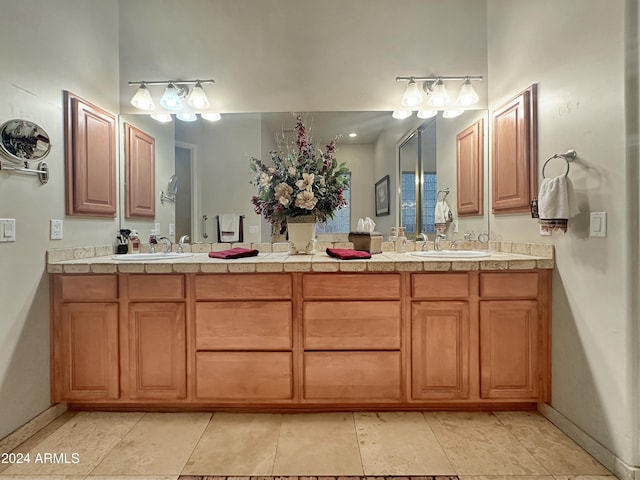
375 175 390 216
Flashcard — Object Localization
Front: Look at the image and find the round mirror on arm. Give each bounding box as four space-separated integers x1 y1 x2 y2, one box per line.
160 174 178 204
0 119 52 184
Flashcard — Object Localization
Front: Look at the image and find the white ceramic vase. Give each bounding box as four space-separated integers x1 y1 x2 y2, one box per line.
287 215 317 254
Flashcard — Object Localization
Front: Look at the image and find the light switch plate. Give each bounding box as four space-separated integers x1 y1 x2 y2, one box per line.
539 225 551 236
0 218 16 242
50 219 63 240
590 212 607 237
154 222 161 235
169 223 175 235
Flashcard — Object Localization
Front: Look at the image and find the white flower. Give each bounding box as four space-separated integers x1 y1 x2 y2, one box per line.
275 182 293 207
268 167 275 174
295 172 314 191
318 176 326 187
288 166 296 176
258 172 271 187
295 190 318 210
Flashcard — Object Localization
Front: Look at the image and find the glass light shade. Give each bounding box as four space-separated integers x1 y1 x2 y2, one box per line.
160 83 183 110
401 80 423 107
457 79 479 106
176 112 198 122
392 110 413 119
443 109 464 118
130 84 155 111
417 109 437 119
427 80 450 107
187 82 210 109
150 113 173 123
201 112 222 122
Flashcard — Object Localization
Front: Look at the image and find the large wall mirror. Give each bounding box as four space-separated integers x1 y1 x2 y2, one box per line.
118 110 489 244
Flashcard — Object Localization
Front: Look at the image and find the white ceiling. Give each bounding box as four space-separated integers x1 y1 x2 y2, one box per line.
118 0 489 114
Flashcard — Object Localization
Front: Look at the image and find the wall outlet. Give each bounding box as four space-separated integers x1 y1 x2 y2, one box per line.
169 223 175 235
0 218 16 242
50 219 63 240
154 222 161 235
452 219 459 233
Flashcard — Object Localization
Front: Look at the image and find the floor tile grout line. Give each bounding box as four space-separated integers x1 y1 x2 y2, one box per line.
489 410 552 477
351 412 366 476
179 411 217 477
86 410 148 477
420 411 458 476
269 413 285 476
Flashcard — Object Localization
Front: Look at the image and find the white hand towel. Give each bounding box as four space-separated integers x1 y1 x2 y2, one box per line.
434 200 452 225
538 176 579 232
220 214 240 242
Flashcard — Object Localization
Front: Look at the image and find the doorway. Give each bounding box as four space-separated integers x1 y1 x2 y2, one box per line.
174 142 197 240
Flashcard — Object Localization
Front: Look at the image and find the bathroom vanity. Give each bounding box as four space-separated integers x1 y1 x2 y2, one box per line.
48 249 551 411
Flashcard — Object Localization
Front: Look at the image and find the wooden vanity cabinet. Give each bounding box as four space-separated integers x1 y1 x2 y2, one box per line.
51 275 119 401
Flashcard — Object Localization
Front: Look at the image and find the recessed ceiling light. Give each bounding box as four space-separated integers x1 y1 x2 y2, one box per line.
348 132 357 138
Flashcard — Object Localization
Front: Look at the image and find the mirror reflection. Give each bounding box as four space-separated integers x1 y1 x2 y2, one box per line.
119 111 489 244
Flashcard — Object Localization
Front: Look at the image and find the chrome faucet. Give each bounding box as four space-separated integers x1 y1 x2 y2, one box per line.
178 235 190 253
435 233 447 251
158 236 173 253
450 239 458 251
416 232 427 242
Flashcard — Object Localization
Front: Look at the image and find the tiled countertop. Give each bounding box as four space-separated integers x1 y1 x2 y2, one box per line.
47 250 554 274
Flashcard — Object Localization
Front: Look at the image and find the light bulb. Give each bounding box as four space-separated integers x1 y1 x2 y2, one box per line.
443 109 464 118
176 113 198 122
401 80 423 107
201 112 221 122
160 83 183 110
130 84 155 111
457 78 479 106
392 110 413 119
150 113 172 123
417 110 437 119
427 79 450 107
187 81 210 109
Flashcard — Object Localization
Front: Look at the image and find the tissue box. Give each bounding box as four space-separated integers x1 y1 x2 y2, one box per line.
348 232 383 254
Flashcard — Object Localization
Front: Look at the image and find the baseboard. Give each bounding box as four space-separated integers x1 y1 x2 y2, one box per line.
538 402 639 480
0 403 67 453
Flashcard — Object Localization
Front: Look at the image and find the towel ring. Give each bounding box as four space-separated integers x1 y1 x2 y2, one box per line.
437 188 450 201
542 150 577 178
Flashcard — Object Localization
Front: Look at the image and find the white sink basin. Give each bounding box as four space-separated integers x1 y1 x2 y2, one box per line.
410 250 490 259
111 252 194 261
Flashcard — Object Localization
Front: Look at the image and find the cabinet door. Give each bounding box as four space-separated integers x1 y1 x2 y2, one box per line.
124 123 156 218
456 118 484 216
491 85 537 213
64 91 117 216
480 300 539 399
411 301 470 400
59 303 119 401
128 303 186 400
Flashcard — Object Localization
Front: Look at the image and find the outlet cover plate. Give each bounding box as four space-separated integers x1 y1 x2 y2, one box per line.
50 219 63 240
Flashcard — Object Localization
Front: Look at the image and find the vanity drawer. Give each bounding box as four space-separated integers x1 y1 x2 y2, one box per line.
194 274 292 300
412 273 470 299
60 275 118 301
303 351 402 401
303 301 401 350
302 273 400 300
127 274 185 300
195 301 292 350
196 352 293 400
480 272 539 298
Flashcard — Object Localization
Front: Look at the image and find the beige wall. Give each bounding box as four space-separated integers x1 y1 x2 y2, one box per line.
0 0 120 439
487 0 638 466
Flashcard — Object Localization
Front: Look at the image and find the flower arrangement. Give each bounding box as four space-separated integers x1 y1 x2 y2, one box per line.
250 115 351 232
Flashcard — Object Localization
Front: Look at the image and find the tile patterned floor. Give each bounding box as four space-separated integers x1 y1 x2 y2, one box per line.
0 411 614 480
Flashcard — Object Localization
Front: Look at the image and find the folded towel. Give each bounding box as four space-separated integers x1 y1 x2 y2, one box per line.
220 214 240 242
208 248 259 259
326 248 372 260
538 175 579 233
434 200 452 224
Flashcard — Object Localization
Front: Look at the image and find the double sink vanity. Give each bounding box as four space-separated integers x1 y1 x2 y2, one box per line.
48 242 552 411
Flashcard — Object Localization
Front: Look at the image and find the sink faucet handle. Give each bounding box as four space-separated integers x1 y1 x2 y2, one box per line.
158 236 173 253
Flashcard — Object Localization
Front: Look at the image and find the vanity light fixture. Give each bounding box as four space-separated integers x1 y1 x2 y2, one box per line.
187 81 210 109
160 82 184 110
130 83 155 110
400 78 423 107
150 113 173 123
395 75 483 109
201 112 222 122
176 112 198 122
442 109 464 118
392 110 413 120
417 109 437 119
